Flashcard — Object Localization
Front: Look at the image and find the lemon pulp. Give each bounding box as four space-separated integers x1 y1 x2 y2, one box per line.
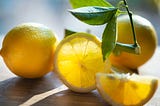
54 33 111 92
96 73 158 106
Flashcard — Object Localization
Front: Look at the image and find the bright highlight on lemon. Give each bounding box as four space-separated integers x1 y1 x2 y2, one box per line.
96 73 158 106
0 23 58 78
54 33 111 93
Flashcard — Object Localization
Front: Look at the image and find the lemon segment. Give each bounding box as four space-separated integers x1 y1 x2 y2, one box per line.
96 73 158 106
54 33 111 93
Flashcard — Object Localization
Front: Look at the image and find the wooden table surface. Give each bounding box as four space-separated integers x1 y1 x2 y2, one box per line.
0 46 160 106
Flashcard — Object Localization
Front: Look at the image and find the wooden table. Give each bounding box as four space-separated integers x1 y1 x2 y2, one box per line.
0 46 160 106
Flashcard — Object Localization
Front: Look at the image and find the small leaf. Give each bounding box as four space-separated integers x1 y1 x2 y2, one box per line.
69 6 117 25
102 15 117 60
64 29 77 38
70 0 113 9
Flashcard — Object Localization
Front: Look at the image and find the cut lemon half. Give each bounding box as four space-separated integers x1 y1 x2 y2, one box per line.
96 73 158 106
54 33 111 93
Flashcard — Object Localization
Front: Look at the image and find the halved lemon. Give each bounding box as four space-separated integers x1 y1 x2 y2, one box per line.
96 73 158 106
54 33 111 93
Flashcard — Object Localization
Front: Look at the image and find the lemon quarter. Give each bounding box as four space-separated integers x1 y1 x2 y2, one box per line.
54 33 111 93
96 73 158 106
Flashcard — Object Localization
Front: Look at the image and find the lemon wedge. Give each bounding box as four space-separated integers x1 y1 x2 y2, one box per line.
96 73 158 106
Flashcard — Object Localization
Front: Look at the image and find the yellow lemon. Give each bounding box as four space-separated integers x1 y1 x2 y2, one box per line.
54 33 111 93
96 73 158 106
110 15 158 70
0 23 58 78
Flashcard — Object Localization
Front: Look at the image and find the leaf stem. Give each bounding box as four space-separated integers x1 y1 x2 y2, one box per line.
113 0 141 55
114 42 140 55
123 0 140 50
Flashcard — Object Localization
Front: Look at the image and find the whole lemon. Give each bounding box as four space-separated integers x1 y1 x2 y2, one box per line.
110 15 158 70
0 23 58 78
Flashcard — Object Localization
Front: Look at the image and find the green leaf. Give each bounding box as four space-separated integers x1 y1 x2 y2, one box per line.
69 6 117 25
102 15 117 60
70 0 113 9
64 29 77 38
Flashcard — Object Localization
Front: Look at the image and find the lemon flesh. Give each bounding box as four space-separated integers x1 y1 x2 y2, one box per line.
96 73 158 106
54 33 111 93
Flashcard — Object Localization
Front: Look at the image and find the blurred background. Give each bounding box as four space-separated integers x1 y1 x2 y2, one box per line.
0 0 160 44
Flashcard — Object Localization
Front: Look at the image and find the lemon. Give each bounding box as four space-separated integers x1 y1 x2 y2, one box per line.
96 73 158 106
0 23 58 78
111 64 134 74
54 33 111 93
110 15 158 70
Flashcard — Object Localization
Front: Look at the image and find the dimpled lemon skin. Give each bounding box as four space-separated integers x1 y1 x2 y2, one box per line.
110 15 158 70
0 23 58 78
